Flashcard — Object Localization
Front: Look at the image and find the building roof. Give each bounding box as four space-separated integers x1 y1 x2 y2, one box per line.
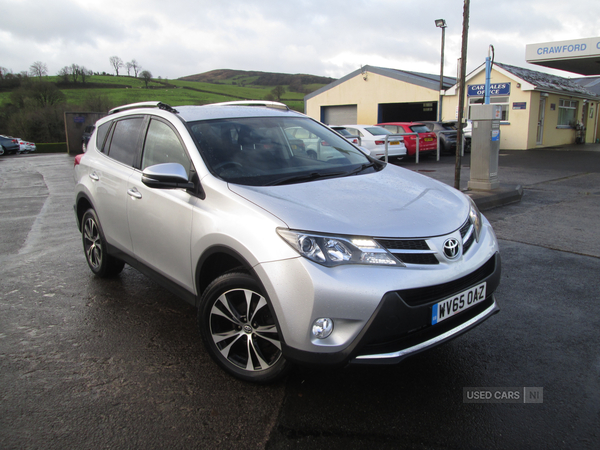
445 62 598 99
571 76 600 96
495 63 597 97
304 65 456 101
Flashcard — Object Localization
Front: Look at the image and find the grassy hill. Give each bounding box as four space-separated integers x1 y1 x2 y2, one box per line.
0 69 335 113
0 69 336 143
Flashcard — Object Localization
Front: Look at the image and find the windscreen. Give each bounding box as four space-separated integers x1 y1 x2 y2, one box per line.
189 117 375 186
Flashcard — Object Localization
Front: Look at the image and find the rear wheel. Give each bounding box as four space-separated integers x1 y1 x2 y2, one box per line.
198 272 291 383
0 146 4 156
81 208 125 277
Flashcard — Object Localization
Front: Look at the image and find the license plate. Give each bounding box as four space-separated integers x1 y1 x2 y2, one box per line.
431 282 487 325
390 141 400 145
424 137 434 142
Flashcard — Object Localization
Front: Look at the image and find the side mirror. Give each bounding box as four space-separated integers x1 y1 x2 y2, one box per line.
142 163 195 190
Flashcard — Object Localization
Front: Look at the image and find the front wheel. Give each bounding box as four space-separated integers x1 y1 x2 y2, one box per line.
198 272 291 383
81 208 125 277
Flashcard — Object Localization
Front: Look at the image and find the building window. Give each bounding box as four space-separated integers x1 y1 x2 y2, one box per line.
468 96 510 121
558 99 578 126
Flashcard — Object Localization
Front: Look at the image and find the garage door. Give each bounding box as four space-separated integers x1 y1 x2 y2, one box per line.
321 105 357 125
378 102 437 122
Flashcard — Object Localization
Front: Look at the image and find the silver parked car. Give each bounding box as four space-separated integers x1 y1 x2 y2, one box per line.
74 101 501 383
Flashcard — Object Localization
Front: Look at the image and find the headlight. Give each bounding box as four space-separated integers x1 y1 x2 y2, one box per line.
277 229 403 267
467 196 482 242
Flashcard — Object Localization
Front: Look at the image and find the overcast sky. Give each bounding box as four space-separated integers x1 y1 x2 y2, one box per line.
2 0 599 81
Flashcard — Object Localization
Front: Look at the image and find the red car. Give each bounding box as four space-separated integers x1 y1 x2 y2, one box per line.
377 122 437 157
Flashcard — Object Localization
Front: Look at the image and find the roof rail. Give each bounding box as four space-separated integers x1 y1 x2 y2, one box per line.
209 100 290 111
108 101 178 115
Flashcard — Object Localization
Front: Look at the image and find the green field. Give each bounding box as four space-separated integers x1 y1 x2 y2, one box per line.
0 73 319 112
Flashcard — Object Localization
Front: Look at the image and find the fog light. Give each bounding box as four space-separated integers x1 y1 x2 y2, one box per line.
312 318 334 339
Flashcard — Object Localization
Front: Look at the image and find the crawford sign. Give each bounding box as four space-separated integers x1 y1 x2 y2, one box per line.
467 82 511 97
526 37 600 61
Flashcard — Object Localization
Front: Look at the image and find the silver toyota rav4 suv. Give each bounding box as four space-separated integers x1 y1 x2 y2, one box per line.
74 101 501 383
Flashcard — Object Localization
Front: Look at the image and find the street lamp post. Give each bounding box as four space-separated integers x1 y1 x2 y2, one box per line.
435 19 447 122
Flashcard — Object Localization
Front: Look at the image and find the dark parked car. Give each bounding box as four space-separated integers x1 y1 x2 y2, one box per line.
0 135 20 156
81 125 95 152
419 121 458 154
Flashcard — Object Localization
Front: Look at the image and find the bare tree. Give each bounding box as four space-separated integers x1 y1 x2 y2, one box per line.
109 56 123 76
58 66 70 83
131 59 141 78
140 70 152 88
79 66 92 83
70 63 80 83
30 61 48 80
125 61 133 76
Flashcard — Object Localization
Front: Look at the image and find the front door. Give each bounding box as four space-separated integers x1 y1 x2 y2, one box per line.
536 97 546 145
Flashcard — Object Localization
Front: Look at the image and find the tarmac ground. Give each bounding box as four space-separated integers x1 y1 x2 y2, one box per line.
1 145 599 449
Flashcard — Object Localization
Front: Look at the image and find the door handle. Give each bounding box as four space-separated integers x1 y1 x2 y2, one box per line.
127 188 142 199
89 172 99 181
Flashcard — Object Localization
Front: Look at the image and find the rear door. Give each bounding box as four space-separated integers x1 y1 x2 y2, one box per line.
91 116 145 254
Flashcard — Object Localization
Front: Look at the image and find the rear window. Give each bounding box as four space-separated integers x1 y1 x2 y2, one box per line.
364 126 392 136
106 117 144 166
410 125 430 133
332 127 354 137
96 122 111 152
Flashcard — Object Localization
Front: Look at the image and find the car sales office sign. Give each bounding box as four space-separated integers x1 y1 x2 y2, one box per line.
467 82 511 97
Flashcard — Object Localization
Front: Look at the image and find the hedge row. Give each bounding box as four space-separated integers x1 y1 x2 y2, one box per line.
34 143 68 153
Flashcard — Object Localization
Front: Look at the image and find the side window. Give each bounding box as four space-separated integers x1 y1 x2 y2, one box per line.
96 122 111 153
107 118 144 166
142 119 191 176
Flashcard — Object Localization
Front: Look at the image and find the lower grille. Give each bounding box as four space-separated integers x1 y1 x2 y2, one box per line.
396 256 496 307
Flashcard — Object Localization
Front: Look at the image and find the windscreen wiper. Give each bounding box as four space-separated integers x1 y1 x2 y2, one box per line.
266 171 347 186
346 162 377 176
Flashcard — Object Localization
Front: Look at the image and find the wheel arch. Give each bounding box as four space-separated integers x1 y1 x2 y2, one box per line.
195 245 256 301
75 192 95 232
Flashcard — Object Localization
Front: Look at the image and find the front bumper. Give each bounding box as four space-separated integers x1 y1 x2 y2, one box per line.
278 251 501 368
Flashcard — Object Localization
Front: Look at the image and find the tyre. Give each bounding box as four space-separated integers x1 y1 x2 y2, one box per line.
81 208 125 277
198 272 291 383
0 146 4 156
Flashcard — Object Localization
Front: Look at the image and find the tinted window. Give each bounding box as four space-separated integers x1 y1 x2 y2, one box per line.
107 118 144 166
96 122 111 153
189 117 371 186
332 127 353 137
381 125 399 133
364 126 392 135
410 125 430 133
142 119 191 175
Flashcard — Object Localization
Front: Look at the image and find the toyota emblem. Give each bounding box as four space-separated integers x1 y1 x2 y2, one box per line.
443 238 461 259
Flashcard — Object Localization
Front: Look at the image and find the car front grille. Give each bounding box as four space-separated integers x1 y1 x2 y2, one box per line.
376 219 475 266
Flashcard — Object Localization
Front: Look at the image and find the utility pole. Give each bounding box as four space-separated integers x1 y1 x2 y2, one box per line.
454 0 470 190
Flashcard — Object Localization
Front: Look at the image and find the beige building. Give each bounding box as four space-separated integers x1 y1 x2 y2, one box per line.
305 63 599 150
443 62 598 149
304 66 456 126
